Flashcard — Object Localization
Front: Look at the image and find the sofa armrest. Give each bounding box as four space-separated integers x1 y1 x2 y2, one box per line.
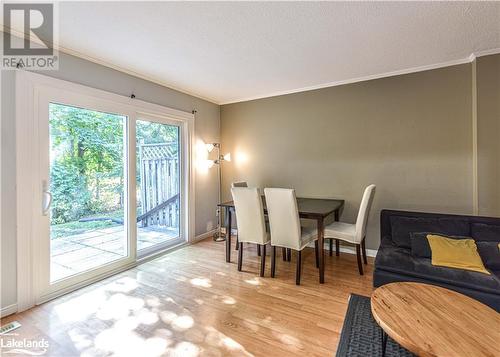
380 209 394 245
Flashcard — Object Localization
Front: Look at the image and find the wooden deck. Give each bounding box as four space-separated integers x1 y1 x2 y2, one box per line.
2 237 374 356
51 226 179 281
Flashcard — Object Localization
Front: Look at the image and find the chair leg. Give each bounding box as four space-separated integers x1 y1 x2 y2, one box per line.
257 244 261 256
235 234 239 250
282 247 287 261
314 240 319 268
336 239 340 256
237 242 243 271
295 250 302 285
329 239 333 256
356 244 364 275
271 246 276 278
287 248 292 262
260 244 266 277
361 238 368 264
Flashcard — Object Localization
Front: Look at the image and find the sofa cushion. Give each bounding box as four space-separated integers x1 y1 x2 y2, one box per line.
375 245 500 294
390 216 470 248
427 234 490 275
471 223 500 242
410 232 470 258
413 257 499 293
477 241 500 270
375 245 415 273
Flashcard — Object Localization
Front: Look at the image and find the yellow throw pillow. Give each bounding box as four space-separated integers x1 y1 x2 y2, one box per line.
427 234 490 275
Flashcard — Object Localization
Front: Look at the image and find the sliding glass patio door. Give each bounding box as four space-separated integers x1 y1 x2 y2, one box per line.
136 117 183 258
47 103 130 283
33 82 189 303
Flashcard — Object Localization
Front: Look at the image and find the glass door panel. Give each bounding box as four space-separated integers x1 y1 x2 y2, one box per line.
136 119 181 255
48 103 128 282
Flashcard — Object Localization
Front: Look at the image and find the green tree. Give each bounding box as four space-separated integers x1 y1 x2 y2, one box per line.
49 103 124 223
49 105 180 227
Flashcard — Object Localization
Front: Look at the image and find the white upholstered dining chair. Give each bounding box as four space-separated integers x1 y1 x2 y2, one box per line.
231 181 248 253
231 187 270 277
264 188 319 285
324 184 376 275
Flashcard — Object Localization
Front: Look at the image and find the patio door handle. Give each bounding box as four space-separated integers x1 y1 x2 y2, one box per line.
42 180 52 216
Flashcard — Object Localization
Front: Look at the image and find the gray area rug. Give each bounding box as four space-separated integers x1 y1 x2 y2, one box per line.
336 294 415 357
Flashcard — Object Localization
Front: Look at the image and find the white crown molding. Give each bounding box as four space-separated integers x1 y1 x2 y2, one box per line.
55 45 220 105
220 48 500 105
3 27 499 106
0 27 219 105
470 47 500 60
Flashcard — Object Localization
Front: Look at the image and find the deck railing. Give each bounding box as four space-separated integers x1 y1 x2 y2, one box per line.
138 142 179 228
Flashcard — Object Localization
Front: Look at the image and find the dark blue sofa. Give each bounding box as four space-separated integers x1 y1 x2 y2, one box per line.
374 209 500 312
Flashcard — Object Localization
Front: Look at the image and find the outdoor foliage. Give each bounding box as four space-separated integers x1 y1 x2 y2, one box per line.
49 103 178 227
49 103 125 224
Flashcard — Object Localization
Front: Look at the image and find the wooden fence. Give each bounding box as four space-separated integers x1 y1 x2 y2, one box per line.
138 142 179 228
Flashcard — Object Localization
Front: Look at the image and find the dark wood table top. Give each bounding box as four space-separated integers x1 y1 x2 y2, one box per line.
218 197 344 219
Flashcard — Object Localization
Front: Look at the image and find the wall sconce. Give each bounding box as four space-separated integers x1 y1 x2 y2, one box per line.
206 143 215 153
206 142 230 242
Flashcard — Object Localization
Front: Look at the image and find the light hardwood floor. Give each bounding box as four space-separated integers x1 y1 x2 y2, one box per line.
1 238 374 357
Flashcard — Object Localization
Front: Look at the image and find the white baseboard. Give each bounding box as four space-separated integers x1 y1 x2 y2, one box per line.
307 242 378 257
192 229 217 243
1 303 18 318
336 245 378 258
221 228 378 257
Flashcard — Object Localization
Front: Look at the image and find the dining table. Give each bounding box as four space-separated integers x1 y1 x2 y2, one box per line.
218 197 345 283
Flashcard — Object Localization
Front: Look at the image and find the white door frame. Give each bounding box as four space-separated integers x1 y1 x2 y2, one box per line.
15 70 195 311
135 113 186 259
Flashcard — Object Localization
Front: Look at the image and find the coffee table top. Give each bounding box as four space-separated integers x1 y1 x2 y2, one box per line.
371 282 500 357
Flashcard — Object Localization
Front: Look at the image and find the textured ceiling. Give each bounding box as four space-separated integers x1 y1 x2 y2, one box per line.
7 2 500 104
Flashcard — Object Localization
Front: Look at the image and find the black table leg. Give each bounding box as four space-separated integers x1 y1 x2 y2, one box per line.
381 329 388 357
225 207 232 263
317 218 325 283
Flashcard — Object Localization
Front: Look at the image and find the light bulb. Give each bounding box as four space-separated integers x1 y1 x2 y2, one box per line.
206 160 215 168
223 153 231 162
206 143 215 153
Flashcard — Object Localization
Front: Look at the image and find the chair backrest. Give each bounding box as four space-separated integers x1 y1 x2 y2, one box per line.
231 187 267 244
264 188 302 250
355 184 376 242
231 181 248 188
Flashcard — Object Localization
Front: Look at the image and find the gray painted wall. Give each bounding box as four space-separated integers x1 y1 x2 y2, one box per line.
221 64 475 250
477 54 500 216
1 49 220 310
2 43 498 313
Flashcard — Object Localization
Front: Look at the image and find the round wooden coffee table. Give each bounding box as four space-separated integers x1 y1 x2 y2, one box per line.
371 282 500 357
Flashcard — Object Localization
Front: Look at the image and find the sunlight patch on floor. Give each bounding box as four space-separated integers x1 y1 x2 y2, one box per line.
96 293 145 321
171 315 194 331
244 277 261 286
190 277 212 288
104 276 139 293
54 290 108 323
221 296 236 305
274 332 303 350
94 328 169 357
